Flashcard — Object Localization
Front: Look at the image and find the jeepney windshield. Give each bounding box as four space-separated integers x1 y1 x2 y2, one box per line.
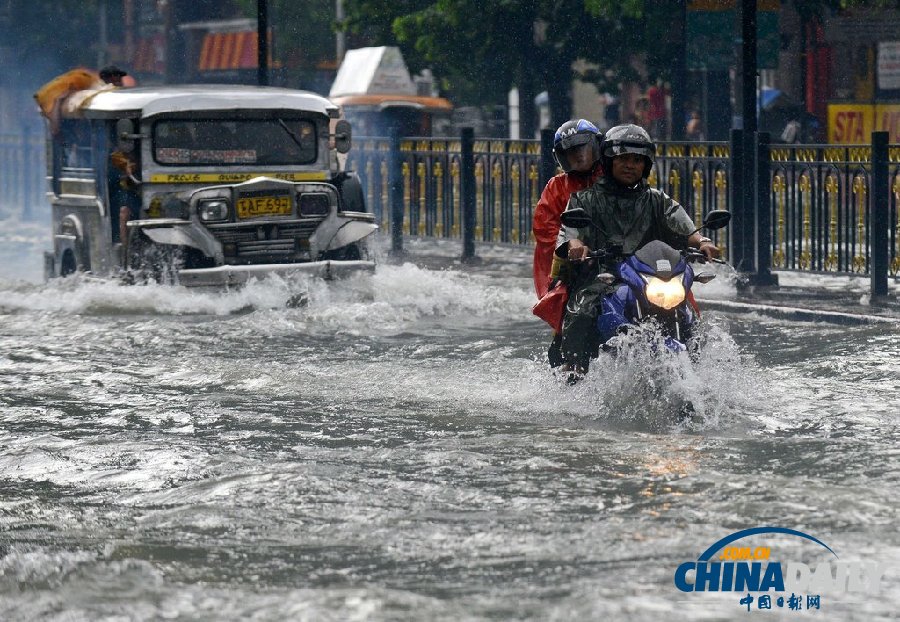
152 118 317 166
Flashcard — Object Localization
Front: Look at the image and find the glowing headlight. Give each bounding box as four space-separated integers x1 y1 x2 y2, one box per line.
198 199 230 222
644 275 685 309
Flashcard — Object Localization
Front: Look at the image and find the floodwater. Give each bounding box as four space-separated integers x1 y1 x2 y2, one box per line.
1 227 898 621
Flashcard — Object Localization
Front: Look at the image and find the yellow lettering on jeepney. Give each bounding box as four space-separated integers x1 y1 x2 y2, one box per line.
149 172 328 184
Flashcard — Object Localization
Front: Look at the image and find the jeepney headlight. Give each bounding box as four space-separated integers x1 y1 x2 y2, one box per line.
198 199 230 222
644 275 685 310
298 193 330 216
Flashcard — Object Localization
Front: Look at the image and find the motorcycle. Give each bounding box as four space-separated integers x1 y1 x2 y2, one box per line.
559 208 731 357
558 208 732 423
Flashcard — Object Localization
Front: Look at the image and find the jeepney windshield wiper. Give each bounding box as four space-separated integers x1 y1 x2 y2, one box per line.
277 118 306 151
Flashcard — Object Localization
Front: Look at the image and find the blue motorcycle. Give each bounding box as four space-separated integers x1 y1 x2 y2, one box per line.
560 208 731 356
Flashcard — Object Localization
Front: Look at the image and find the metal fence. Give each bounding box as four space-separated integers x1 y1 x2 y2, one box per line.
348 132 900 284
763 143 900 276
0 130 45 219
347 137 544 245
648 142 733 260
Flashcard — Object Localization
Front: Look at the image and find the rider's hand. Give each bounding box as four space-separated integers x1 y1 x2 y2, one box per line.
698 238 721 260
567 239 590 262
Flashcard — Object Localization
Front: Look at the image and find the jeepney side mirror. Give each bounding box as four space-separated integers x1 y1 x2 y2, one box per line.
333 120 352 154
115 118 139 153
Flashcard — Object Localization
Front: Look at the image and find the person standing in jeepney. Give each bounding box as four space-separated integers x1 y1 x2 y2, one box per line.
109 147 141 247
555 124 720 378
532 119 604 367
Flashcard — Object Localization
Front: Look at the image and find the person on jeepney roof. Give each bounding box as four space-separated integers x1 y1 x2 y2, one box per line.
531 119 604 367
34 68 103 135
555 124 720 378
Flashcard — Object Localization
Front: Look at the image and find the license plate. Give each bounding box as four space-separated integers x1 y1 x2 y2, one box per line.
236 195 291 219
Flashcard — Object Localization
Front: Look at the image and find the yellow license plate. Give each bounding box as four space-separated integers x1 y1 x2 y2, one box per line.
236 195 292 219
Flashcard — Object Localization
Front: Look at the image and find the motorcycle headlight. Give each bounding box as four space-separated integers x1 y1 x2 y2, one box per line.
198 199 230 222
644 275 685 310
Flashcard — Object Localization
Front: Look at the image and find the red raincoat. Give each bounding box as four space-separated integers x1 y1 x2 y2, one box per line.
531 167 603 299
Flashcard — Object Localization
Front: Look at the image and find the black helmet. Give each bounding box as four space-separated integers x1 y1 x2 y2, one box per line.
553 119 602 173
601 124 655 179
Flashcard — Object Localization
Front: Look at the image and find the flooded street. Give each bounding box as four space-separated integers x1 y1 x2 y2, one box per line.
1 232 898 621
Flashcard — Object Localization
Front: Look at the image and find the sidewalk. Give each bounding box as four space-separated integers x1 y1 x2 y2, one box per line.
698 271 900 325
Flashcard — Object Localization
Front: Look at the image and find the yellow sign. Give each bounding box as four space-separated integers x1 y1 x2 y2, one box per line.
875 104 900 143
828 103 900 143
236 195 292 219
149 171 328 184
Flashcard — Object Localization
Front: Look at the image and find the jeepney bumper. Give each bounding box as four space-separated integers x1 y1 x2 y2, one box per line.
176 259 375 287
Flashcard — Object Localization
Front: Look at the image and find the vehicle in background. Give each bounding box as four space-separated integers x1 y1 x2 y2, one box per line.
37 81 376 287
329 46 453 137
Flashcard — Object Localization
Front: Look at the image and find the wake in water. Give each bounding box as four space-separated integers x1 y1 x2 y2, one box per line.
528 316 767 434
0 262 533 323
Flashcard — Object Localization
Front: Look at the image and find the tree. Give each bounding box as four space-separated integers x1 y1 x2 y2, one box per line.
341 0 682 132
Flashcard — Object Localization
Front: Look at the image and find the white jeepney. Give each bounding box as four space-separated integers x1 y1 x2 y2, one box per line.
41 84 377 286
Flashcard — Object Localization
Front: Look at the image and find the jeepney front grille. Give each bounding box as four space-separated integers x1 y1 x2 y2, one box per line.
207 217 326 261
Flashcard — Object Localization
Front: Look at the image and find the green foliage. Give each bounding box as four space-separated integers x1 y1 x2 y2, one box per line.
340 0 688 117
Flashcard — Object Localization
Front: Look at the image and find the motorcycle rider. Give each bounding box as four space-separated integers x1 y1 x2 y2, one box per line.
532 119 604 366
556 124 720 377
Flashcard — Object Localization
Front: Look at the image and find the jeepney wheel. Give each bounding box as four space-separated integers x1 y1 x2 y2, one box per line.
335 172 365 212
127 238 183 285
321 243 362 261
59 250 77 277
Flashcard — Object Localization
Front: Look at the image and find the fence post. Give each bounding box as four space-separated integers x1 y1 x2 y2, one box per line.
539 128 555 190
21 126 31 221
871 131 889 299
460 127 477 261
729 128 748 273
753 131 778 286
389 130 404 255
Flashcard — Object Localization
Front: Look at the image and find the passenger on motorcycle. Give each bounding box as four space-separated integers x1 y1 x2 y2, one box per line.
532 119 604 366
555 124 720 377
533 119 604 298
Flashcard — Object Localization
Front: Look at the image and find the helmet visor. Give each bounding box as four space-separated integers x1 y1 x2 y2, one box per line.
604 142 656 158
557 133 593 151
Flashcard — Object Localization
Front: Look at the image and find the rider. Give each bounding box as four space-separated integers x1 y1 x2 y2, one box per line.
532 119 603 366
556 124 720 376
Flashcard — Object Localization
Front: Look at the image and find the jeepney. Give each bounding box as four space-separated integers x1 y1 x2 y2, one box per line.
41 84 377 286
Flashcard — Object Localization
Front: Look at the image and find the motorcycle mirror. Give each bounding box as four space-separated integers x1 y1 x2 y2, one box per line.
560 208 594 229
702 210 731 231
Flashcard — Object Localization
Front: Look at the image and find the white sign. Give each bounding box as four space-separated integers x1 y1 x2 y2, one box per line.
877 41 900 90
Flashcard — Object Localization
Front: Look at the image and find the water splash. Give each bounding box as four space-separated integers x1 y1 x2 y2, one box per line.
536 317 765 433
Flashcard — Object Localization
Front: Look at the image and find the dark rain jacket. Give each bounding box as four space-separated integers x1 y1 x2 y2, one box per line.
555 176 697 261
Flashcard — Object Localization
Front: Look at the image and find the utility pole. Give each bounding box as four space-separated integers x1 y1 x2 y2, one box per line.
123 0 135 66
98 0 108 69
740 0 757 137
257 0 269 86
336 0 346 64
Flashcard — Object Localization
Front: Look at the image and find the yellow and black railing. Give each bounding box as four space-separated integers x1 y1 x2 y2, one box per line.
341 131 900 287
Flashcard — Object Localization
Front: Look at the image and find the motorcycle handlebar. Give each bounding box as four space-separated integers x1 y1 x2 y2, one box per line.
685 247 727 264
